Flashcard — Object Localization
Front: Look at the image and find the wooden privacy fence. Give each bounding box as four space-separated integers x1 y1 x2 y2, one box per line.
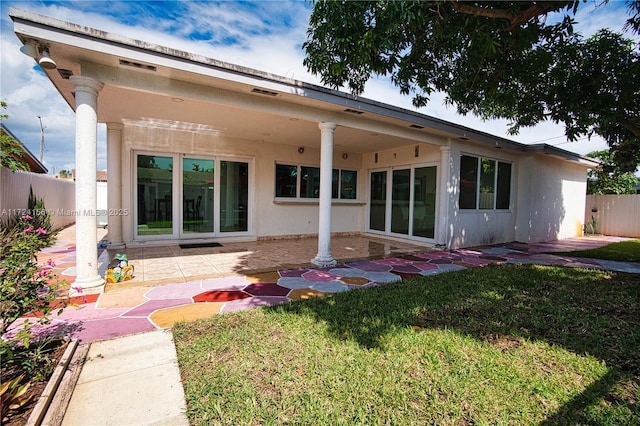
0 168 76 229
585 194 640 238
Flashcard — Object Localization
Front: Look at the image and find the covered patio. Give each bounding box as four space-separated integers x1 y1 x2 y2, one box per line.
46 225 437 291
12 8 599 299
32 224 637 343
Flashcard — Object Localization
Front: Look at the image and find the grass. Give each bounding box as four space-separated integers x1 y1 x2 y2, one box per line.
554 239 640 263
173 264 640 425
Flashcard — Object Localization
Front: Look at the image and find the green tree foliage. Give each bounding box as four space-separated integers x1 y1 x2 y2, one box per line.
586 150 638 194
0 102 29 173
304 1 640 173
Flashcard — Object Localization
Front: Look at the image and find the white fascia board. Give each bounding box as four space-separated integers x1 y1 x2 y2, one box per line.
526 144 599 167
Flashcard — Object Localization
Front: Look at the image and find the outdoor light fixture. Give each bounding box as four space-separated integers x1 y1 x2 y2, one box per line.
298 147 305 154
20 41 57 70
38 47 57 70
19 40 38 59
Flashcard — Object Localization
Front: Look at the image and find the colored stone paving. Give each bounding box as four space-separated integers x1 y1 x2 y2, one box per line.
6 231 639 344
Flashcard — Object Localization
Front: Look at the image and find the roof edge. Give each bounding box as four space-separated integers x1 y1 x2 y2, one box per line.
0 123 48 173
9 7 598 166
526 143 599 167
8 7 525 145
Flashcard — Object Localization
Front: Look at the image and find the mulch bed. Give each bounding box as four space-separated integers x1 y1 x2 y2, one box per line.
2 339 69 426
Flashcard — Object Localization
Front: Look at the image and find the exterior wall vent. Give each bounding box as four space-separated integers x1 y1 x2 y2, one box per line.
251 88 278 96
119 59 157 72
344 108 364 115
57 69 73 79
409 124 424 129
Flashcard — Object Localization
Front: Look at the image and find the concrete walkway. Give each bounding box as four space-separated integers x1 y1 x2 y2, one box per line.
61 330 189 426
6 231 639 425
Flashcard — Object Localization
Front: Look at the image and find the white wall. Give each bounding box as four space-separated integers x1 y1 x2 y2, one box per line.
516 155 587 243
0 168 76 229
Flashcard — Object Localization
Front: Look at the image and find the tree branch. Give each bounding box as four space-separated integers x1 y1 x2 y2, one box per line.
619 119 640 138
449 1 568 30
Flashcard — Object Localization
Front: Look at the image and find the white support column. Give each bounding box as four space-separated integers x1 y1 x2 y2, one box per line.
70 76 105 296
311 121 337 267
106 123 125 249
437 144 452 249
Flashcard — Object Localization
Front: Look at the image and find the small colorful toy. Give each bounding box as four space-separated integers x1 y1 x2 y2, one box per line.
105 253 134 283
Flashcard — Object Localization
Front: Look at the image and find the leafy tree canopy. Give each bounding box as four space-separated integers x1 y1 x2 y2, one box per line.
586 149 638 194
0 102 29 173
304 1 640 173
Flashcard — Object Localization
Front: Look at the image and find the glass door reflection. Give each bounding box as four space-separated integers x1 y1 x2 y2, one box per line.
183 158 214 234
137 155 173 236
369 171 387 232
220 160 248 232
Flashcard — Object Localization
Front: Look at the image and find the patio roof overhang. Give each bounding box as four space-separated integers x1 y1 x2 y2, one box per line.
10 6 595 167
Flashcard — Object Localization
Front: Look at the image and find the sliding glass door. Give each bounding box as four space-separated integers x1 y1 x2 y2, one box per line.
135 152 250 239
220 160 248 233
369 171 387 232
368 165 437 241
182 158 214 234
391 169 411 235
412 166 437 239
137 155 174 236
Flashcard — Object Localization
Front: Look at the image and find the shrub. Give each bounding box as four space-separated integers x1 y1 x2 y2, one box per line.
0 213 63 338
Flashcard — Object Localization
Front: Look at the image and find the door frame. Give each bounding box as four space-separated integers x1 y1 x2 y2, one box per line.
133 150 253 241
366 163 439 243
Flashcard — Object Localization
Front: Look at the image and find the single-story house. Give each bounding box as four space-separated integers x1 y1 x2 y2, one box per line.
10 8 598 295
1 123 48 174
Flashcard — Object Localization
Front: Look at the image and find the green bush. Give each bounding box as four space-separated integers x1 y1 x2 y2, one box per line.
0 195 68 421
0 213 63 338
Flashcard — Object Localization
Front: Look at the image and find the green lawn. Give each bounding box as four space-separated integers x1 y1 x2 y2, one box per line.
554 239 640 263
173 265 640 425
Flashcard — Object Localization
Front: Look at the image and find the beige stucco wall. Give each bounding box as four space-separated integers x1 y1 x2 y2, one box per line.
116 124 589 248
120 124 366 244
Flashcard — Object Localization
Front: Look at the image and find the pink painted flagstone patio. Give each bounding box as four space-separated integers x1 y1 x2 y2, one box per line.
22 225 637 343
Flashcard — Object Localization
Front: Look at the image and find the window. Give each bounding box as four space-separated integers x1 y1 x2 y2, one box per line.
459 155 478 209
136 155 174 236
459 155 511 210
300 166 320 198
496 162 512 209
339 170 357 199
275 163 357 200
479 158 495 210
275 164 297 198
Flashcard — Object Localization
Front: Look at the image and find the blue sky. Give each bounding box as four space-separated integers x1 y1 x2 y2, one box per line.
0 1 635 174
